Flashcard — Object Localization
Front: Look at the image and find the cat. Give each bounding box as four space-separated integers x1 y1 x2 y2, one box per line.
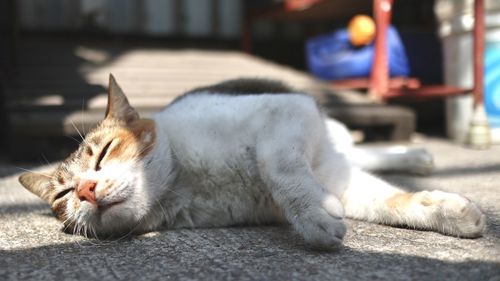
18 75 486 249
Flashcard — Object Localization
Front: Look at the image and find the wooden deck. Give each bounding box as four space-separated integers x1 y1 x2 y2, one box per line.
4 38 414 158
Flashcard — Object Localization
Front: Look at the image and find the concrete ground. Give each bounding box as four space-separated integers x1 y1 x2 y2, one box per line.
0 138 499 281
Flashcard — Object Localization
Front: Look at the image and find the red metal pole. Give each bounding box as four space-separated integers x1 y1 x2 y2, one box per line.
369 0 393 101
473 0 485 107
466 0 490 149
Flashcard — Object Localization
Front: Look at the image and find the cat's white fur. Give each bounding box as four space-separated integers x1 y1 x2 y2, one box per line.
129 92 484 247
19 77 487 248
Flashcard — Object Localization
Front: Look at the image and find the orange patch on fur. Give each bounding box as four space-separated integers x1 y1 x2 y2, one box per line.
58 177 65 185
106 118 156 162
86 146 94 156
385 193 414 209
420 196 433 206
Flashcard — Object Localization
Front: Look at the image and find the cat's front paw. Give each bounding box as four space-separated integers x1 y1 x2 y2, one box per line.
424 190 486 237
293 208 346 249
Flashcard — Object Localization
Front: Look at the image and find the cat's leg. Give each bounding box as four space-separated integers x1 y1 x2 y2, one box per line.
349 146 435 175
324 118 434 175
256 140 347 249
341 168 486 237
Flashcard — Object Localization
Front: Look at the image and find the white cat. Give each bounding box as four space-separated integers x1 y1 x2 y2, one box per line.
19 75 486 248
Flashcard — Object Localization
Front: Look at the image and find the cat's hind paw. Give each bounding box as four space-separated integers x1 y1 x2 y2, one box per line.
425 191 486 238
407 148 435 176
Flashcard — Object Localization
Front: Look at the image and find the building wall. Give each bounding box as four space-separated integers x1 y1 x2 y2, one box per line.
17 0 243 38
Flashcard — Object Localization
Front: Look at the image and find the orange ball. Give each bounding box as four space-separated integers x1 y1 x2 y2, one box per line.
348 15 376 46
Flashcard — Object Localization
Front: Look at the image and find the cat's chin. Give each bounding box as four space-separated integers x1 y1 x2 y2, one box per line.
94 200 147 235
97 200 125 214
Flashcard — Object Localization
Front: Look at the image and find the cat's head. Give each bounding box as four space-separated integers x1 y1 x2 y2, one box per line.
18 74 157 238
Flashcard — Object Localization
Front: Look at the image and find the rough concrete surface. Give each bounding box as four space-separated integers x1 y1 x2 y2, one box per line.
1 139 499 281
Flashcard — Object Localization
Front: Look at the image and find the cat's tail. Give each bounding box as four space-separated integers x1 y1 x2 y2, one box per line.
340 167 486 238
324 118 434 175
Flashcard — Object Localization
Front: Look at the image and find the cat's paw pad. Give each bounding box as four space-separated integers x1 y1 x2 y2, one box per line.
293 208 346 249
426 191 486 238
407 148 434 176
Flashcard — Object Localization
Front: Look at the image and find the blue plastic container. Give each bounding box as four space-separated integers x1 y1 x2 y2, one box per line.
485 40 500 129
306 26 410 80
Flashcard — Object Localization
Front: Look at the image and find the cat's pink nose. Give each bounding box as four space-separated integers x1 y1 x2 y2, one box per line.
77 180 97 204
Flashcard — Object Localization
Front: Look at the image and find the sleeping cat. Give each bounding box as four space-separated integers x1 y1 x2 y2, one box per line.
18 75 486 248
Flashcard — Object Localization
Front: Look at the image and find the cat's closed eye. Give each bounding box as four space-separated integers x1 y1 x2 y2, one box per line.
54 188 74 201
95 140 113 171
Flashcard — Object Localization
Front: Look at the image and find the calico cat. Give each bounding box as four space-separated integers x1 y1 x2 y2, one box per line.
19 75 486 248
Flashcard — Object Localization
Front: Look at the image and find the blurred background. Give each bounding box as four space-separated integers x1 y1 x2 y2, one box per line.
0 0 499 162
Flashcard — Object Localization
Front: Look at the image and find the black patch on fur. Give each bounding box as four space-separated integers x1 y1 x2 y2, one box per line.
170 78 303 105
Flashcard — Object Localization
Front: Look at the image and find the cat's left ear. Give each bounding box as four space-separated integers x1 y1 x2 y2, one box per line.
105 74 140 123
19 172 54 203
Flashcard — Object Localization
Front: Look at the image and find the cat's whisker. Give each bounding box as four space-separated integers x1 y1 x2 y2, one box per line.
152 196 170 227
85 225 90 239
74 212 139 245
142 172 188 203
69 215 89 248
40 153 51 166
137 143 157 158
61 210 75 229
70 120 85 142
160 185 191 202
66 135 82 145
140 158 171 167
81 98 86 135
73 224 83 246
81 224 87 239
84 226 100 245
16 166 56 179
73 221 100 246
145 178 188 202
91 225 99 241
101 224 136 244
79 225 89 243
61 212 75 230
62 222 74 234
105 210 153 244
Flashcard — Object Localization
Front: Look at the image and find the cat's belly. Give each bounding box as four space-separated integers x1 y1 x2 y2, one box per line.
171 166 285 229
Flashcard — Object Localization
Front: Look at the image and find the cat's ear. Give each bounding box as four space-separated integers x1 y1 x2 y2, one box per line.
105 74 140 123
19 172 53 202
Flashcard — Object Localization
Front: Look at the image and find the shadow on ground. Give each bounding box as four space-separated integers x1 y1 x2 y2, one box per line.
0 202 48 215
430 164 500 178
